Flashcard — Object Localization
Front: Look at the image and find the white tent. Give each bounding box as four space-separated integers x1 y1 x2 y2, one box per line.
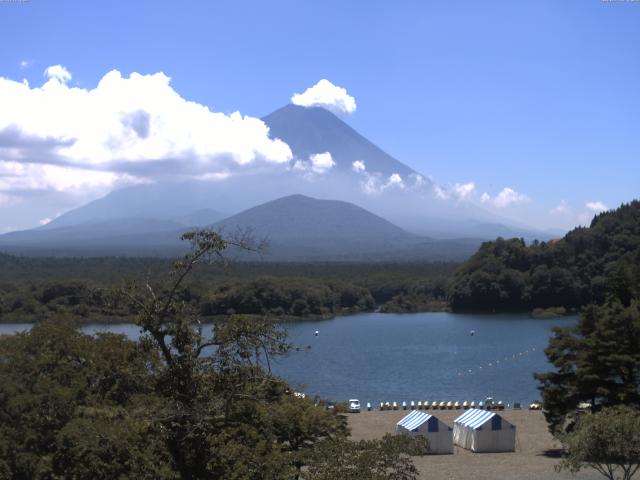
395 410 453 454
453 408 516 453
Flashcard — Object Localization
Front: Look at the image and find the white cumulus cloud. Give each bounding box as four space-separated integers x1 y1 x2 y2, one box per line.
453 182 475 200
585 201 608 213
292 152 335 177
434 185 447 200
387 173 403 187
481 187 531 208
351 162 430 196
309 152 335 174
352 160 366 173
360 172 405 195
291 79 356 115
44 64 72 83
410 174 427 189
0 160 133 194
434 182 475 201
0 66 293 201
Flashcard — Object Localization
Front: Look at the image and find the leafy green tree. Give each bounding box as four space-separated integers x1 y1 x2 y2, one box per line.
535 300 640 433
303 434 427 480
269 394 348 473
557 406 640 480
0 319 162 479
52 407 174 480
118 230 346 479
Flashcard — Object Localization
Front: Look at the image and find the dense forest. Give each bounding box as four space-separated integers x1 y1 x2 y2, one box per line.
449 201 640 312
0 256 455 323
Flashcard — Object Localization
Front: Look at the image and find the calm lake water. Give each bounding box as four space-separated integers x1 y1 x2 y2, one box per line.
0 312 576 405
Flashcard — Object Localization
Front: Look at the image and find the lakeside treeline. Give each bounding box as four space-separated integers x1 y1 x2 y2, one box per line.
0 258 454 322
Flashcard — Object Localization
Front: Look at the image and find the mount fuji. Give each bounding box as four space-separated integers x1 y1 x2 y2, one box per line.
0 104 551 259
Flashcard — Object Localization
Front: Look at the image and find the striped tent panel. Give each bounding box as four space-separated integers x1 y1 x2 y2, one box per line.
454 408 496 430
397 410 432 431
453 408 478 424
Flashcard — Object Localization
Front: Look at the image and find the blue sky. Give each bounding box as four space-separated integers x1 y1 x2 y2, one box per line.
0 0 638 231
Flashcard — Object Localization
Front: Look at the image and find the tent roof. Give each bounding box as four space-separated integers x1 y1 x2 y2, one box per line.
454 409 500 430
397 410 434 431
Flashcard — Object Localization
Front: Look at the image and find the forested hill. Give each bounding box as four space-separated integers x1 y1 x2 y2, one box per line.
449 201 640 312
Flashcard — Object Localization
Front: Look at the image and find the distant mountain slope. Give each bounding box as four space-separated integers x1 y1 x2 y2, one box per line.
466 222 557 242
40 184 226 230
215 194 414 241
0 218 187 257
449 200 640 311
0 195 481 261
214 194 478 261
263 104 418 178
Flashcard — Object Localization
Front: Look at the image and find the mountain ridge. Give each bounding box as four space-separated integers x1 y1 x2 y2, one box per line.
0 194 480 261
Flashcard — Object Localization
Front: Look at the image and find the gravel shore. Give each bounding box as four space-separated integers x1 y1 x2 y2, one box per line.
348 409 601 480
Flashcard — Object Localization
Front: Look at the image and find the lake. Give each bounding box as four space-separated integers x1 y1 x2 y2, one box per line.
0 312 575 406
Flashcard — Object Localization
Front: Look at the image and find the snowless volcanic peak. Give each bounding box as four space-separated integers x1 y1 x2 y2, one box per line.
263 104 418 179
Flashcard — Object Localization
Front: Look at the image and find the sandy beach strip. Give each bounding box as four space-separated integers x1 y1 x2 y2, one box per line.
347 409 602 480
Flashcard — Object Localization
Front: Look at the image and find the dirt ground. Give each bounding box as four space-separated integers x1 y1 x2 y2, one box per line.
347 409 602 480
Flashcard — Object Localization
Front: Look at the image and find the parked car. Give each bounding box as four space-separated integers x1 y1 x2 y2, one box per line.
325 401 336 410
348 399 361 413
529 401 542 410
